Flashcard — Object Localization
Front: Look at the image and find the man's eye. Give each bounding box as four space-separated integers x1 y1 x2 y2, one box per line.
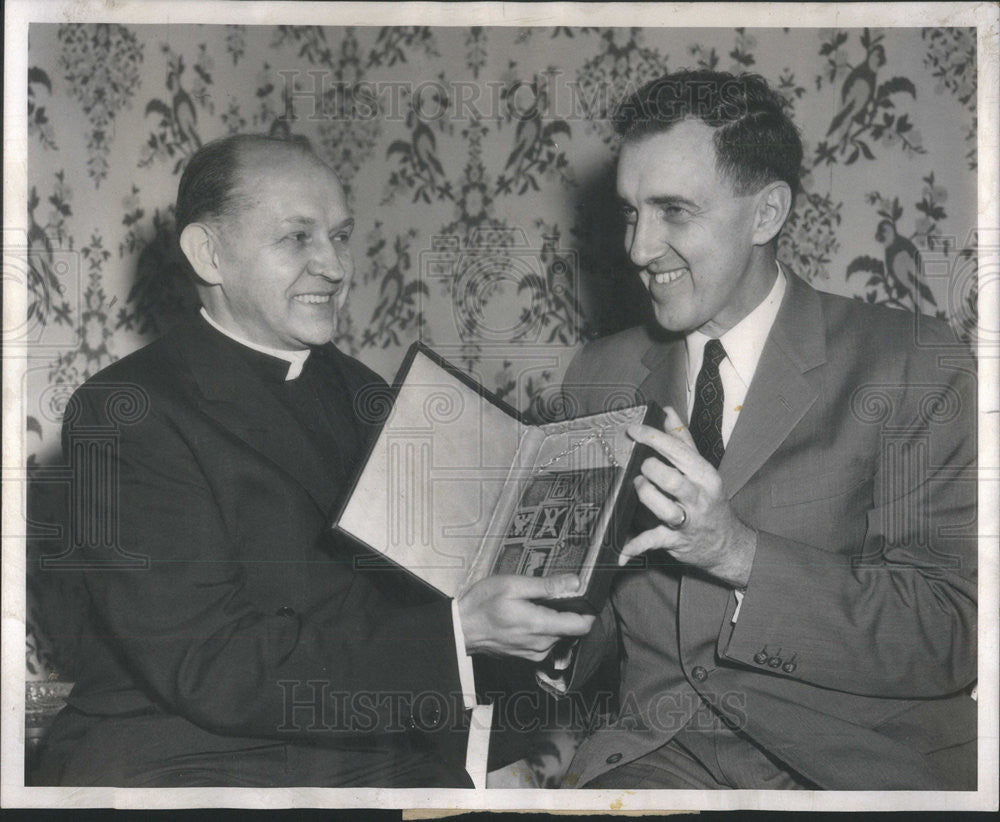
330 230 352 244
287 231 310 244
621 207 637 225
660 205 685 218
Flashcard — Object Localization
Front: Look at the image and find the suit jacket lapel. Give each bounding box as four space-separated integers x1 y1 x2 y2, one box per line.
637 336 688 422
680 274 828 647
719 272 826 498
173 317 342 514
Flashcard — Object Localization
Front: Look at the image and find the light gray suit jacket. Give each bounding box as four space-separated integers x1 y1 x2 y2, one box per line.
560 273 977 790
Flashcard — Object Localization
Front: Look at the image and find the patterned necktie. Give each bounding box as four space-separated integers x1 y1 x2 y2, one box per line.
691 338 727 468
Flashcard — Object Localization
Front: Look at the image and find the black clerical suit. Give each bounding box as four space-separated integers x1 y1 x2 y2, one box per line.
36 314 475 787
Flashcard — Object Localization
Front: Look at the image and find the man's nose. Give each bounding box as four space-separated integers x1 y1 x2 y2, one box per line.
307 237 345 280
628 214 663 269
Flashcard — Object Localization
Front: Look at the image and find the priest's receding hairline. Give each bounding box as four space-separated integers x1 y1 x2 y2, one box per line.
175 133 339 233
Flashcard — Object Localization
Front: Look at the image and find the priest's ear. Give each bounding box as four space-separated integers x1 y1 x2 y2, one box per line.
179 222 226 286
751 180 793 247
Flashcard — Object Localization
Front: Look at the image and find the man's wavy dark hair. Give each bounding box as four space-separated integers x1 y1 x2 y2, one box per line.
612 70 803 200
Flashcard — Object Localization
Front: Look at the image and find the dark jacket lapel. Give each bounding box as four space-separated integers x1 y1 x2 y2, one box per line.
171 316 343 514
718 272 826 498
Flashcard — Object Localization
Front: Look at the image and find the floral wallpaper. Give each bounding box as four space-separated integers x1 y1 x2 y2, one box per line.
24 25 978 681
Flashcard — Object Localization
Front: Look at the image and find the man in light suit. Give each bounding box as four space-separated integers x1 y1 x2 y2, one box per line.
36 134 594 787
555 70 977 790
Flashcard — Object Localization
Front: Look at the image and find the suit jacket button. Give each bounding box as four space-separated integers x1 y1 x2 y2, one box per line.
782 662 797 673
275 606 296 617
606 753 623 764
767 657 782 668
753 651 769 665
691 666 708 682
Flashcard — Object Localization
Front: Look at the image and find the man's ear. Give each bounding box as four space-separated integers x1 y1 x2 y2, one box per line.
751 181 793 247
179 222 225 286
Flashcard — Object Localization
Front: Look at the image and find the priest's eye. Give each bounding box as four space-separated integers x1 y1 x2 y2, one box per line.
287 231 310 244
621 206 637 225
330 229 352 244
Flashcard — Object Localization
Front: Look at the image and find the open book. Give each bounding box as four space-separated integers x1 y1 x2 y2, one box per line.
332 344 661 614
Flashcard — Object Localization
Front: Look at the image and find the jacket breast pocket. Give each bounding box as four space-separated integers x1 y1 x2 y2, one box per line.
770 464 871 508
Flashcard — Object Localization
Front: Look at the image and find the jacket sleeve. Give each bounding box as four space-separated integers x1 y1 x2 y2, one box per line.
65 383 465 741
720 354 978 698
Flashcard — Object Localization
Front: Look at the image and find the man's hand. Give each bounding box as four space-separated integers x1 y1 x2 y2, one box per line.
620 406 757 589
457 574 595 662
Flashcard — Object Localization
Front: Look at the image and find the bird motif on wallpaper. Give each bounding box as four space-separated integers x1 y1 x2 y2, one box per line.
506 113 543 178
412 121 445 192
172 85 201 151
826 44 886 145
875 219 927 305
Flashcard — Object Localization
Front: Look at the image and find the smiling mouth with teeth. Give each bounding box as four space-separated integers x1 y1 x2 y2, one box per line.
651 268 687 285
293 294 334 304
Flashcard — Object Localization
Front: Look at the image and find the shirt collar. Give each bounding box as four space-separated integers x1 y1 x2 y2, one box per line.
199 307 310 381
685 261 787 392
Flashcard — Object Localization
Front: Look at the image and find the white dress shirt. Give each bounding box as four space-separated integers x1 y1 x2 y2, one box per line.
683 265 786 445
200 307 490 785
684 264 786 620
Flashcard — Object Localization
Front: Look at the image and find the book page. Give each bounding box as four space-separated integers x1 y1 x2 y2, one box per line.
338 349 523 597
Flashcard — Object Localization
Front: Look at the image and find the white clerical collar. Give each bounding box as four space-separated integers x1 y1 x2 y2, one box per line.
200 307 310 380
685 261 787 393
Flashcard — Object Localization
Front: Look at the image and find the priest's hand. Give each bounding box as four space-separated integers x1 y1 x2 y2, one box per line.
457 574 595 662
620 406 757 589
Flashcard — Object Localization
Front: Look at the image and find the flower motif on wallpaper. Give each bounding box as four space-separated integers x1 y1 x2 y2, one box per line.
333 285 361 358
688 29 759 73
845 175 951 318
782 196 837 285
57 24 144 186
27 172 74 333
49 233 116 386
314 29 382 194
189 44 215 116
492 363 559 427
923 27 977 169
249 62 283 131
495 71 575 195
367 27 439 68
226 25 247 66
220 97 249 135
814 28 924 166
439 119 502 243
466 27 488 78
115 207 200 339
770 69 840 284
117 185 145 259
728 28 757 72
360 225 429 350
949 240 979 348
139 44 211 175
775 69 807 110
574 28 669 146
272 25 336 66
28 67 57 150
687 43 721 71
777 189 843 284
384 116 454 205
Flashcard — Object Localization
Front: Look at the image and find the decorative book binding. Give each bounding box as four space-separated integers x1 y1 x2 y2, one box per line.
332 343 662 614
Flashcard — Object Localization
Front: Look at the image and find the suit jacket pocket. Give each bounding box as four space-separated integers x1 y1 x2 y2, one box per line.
770 464 870 508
